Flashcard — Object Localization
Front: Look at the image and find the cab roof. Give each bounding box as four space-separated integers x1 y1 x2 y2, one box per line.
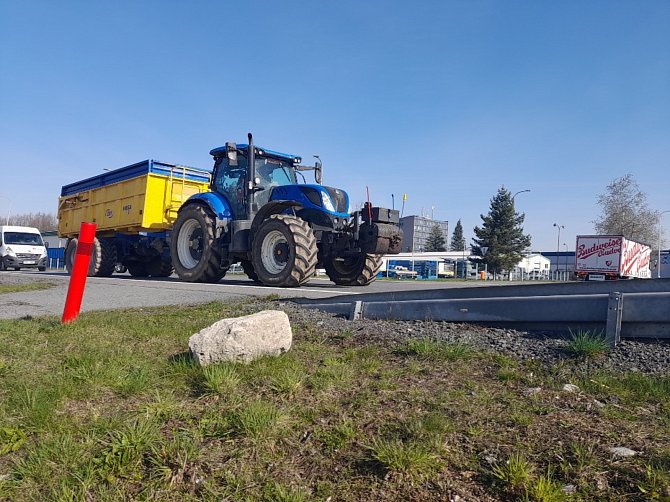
209 144 301 164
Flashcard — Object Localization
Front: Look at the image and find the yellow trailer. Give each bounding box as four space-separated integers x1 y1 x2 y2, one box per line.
58 160 211 237
57 160 211 278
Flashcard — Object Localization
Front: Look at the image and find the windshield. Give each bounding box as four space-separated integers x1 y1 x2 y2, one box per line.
4 232 43 246
255 157 297 187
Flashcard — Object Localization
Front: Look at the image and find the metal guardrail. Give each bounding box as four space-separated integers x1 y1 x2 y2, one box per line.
297 282 670 346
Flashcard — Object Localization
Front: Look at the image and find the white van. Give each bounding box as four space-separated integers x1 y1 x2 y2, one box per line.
0 226 48 271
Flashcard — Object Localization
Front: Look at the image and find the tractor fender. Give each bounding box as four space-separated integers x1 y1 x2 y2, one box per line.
180 192 233 236
250 200 303 234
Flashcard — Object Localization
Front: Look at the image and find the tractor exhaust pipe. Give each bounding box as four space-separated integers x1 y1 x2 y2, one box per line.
247 132 256 219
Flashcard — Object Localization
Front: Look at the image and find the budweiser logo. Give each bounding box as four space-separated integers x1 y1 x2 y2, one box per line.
577 238 621 260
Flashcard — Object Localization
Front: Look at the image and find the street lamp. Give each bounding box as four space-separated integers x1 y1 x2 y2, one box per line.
658 210 670 279
553 223 564 275
513 189 531 200
0 195 12 225
563 243 568 275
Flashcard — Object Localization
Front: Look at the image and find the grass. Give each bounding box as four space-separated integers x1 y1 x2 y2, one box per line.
0 298 668 500
565 329 610 358
0 282 54 294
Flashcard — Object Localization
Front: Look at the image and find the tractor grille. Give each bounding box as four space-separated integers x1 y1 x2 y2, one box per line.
324 186 348 214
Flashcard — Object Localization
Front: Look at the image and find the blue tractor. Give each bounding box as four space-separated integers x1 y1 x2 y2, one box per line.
169 134 403 287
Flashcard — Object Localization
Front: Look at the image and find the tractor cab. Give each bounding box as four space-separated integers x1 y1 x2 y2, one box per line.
210 144 301 218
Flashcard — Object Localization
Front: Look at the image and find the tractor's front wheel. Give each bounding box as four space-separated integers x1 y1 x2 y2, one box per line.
251 215 317 287
324 253 383 286
171 204 226 283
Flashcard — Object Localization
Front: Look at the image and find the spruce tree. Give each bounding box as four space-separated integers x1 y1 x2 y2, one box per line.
450 219 465 251
425 224 446 252
473 187 531 278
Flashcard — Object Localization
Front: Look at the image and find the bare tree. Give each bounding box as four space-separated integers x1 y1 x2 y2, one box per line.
593 174 658 245
3 212 58 231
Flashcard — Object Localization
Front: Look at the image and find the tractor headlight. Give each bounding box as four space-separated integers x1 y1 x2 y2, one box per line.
321 192 336 212
5 247 15 256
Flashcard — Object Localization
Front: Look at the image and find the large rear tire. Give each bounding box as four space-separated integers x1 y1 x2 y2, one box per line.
171 204 226 283
65 237 116 277
251 215 317 287
324 253 383 286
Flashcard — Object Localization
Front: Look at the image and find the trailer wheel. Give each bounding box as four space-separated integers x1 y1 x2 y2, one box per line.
96 238 117 277
324 253 383 286
171 204 226 283
127 262 149 277
65 237 116 277
146 257 174 277
241 259 261 283
251 215 317 287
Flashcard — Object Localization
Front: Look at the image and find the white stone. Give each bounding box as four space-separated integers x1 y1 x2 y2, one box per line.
189 310 292 366
608 446 636 458
562 383 580 393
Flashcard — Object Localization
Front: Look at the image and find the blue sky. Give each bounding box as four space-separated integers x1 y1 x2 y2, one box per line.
1 0 668 251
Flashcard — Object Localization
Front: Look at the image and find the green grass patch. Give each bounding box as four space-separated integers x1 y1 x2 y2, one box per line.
0 299 668 500
565 329 610 358
0 282 54 295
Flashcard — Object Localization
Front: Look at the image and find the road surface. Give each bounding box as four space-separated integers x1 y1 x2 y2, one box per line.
0 270 490 320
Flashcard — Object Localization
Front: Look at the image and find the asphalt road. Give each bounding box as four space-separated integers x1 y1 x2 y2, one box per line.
0 270 489 320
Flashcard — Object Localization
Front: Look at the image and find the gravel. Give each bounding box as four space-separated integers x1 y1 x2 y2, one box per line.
280 302 670 375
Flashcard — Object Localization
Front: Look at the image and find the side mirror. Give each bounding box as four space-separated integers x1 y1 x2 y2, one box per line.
226 142 238 167
314 156 322 184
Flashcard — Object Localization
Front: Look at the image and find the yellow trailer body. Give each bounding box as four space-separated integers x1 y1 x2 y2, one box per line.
58 160 211 238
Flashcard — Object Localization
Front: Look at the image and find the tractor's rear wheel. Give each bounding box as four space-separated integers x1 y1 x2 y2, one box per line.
324 253 383 286
251 215 317 287
146 257 174 277
171 204 226 283
241 259 261 283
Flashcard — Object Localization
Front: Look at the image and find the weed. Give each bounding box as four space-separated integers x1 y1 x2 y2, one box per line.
228 400 283 440
148 431 200 485
525 469 568 502
114 366 151 397
201 362 241 395
318 420 357 452
96 418 160 479
270 367 305 397
492 452 534 493
0 427 27 455
638 464 670 499
565 329 609 358
369 436 440 477
263 482 310 502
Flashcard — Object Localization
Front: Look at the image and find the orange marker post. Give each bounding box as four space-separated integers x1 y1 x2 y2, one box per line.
61 222 97 324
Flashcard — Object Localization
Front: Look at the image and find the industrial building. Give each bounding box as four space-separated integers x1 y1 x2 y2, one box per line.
399 215 449 252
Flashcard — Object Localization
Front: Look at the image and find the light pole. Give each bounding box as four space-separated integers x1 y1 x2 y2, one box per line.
0 195 12 225
563 243 568 275
658 210 670 279
553 223 564 275
512 189 531 201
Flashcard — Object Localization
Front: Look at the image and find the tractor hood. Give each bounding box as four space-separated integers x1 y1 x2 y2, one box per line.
270 184 351 217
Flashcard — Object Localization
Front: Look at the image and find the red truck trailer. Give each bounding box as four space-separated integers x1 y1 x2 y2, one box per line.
575 235 651 281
